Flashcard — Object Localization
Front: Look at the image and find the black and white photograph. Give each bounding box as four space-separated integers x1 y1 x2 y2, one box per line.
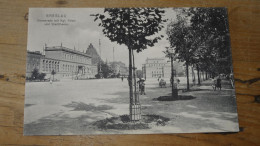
24 8 239 135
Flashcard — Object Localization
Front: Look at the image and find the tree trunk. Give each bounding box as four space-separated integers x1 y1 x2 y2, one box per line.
132 49 137 104
128 48 133 118
131 49 141 121
171 55 178 98
186 63 190 91
192 66 195 85
197 64 201 85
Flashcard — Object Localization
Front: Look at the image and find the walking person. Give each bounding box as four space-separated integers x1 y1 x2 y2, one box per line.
177 78 180 89
212 77 217 91
138 78 146 95
216 76 222 90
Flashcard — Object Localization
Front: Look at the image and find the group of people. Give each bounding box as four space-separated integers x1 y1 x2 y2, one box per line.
125 76 146 95
124 75 223 97
212 76 222 91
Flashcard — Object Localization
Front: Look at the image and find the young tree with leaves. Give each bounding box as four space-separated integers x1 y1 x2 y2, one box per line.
166 15 199 91
93 8 166 120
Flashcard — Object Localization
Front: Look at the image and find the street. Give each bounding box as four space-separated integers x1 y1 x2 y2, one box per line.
24 78 239 135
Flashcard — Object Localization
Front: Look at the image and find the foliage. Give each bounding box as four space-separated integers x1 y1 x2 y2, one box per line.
166 7 232 85
38 73 46 80
93 8 167 115
95 73 101 79
30 68 46 81
136 70 143 79
92 8 167 52
188 7 231 75
31 68 40 80
117 73 121 78
102 62 113 78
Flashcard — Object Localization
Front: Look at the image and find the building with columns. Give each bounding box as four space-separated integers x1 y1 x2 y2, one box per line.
26 44 98 80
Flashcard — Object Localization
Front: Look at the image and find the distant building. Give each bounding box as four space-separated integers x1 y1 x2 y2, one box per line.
86 43 102 65
26 51 42 77
142 58 184 80
26 44 98 80
109 61 128 77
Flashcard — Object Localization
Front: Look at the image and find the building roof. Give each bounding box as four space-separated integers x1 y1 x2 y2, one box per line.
45 46 91 58
146 57 166 60
86 43 103 65
27 50 43 56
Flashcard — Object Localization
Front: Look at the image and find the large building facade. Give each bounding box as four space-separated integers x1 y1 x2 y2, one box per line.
142 58 185 80
26 44 98 80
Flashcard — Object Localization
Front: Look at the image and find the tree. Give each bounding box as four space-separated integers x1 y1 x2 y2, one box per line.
93 8 166 120
167 8 232 90
188 8 232 76
31 68 40 80
166 15 198 91
101 62 113 78
164 47 178 98
117 73 121 78
136 70 143 79
38 73 46 81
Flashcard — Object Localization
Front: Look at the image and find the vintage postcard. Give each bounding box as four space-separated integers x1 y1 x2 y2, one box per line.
24 8 239 135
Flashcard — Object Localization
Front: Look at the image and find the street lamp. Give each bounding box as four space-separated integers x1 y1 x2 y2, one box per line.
168 47 178 99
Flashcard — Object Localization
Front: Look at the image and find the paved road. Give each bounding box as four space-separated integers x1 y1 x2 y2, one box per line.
24 78 130 124
24 78 239 135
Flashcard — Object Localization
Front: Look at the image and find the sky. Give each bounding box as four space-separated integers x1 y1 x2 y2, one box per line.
27 8 177 69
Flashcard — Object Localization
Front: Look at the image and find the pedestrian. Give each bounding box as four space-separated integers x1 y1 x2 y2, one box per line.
177 78 180 88
212 77 216 91
121 76 124 82
140 80 146 95
138 78 146 95
216 76 222 90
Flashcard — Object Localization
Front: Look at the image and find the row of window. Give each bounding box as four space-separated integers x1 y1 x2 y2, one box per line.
148 63 165 67
147 61 159 63
27 63 40 70
62 64 79 72
152 71 162 74
64 53 90 64
152 74 163 77
42 60 59 72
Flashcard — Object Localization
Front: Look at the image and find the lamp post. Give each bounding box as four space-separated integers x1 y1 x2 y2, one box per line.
168 47 178 99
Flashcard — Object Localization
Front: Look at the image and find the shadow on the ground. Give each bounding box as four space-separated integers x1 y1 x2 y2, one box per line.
155 95 196 101
91 114 170 130
63 101 113 111
25 104 35 107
